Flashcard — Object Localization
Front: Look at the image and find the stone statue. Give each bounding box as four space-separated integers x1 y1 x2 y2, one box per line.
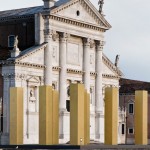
98 0 104 14
14 36 18 49
115 55 120 67
29 89 36 102
30 90 34 97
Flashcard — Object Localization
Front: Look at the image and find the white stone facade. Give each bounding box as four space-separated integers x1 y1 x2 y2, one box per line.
0 0 124 144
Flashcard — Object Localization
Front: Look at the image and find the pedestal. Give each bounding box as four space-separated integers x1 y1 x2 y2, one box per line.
39 86 59 145
105 87 118 145
70 84 85 145
135 90 148 145
10 87 23 145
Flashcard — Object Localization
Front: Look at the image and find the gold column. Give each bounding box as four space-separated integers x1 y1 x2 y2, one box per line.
135 90 148 145
70 84 85 145
39 86 59 145
84 90 90 145
52 90 59 144
105 87 118 145
10 87 23 145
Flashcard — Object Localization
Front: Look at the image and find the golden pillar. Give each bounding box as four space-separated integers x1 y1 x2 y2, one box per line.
39 86 59 145
105 87 118 145
52 90 59 144
135 90 148 145
70 84 85 145
84 90 90 145
10 87 23 145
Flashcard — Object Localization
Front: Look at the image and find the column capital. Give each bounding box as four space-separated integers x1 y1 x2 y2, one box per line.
44 29 59 41
95 40 105 51
83 38 95 48
59 32 70 42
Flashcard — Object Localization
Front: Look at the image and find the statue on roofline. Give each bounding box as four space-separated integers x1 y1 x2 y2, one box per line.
14 35 18 49
98 0 104 14
115 55 120 67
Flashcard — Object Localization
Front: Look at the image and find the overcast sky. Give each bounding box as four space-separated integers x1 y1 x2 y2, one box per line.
0 0 150 82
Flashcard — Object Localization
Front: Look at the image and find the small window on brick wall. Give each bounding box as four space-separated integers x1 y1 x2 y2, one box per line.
128 128 134 134
128 103 134 114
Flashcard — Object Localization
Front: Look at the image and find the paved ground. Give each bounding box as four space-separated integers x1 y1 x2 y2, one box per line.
1 144 150 149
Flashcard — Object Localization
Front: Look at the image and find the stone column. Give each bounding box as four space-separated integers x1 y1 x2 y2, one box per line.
95 40 104 112
43 15 53 85
0 74 10 145
59 33 69 110
59 33 70 143
95 40 105 141
35 13 44 45
83 38 91 93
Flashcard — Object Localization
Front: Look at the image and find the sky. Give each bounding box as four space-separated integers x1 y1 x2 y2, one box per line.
0 0 150 82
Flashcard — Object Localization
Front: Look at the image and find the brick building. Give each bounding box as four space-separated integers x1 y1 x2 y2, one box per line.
119 78 150 144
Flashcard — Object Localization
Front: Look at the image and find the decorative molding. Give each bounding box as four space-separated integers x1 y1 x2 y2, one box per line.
52 66 61 71
2 73 27 81
90 72 97 77
102 74 120 79
67 68 83 75
0 60 45 69
50 15 106 32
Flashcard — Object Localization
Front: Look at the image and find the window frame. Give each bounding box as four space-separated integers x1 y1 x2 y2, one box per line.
128 102 134 114
8 35 15 48
128 128 134 134
121 123 125 135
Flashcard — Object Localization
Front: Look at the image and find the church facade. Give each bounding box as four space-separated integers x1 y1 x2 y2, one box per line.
0 0 123 144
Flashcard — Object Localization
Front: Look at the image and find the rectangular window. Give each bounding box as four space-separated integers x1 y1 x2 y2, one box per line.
8 35 15 48
128 103 134 114
128 128 134 134
121 124 125 135
66 100 70 112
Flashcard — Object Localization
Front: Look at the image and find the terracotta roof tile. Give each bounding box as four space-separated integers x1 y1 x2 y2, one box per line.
120 78 150 94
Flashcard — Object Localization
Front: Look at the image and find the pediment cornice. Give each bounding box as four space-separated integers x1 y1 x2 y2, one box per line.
102 53 123 77
51 0 111 30
50 14 106 32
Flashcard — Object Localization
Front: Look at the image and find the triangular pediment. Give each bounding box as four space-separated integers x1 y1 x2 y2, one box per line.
103 63 116 76
27 76 40 83
14 43 47 65
51 0 111 29
102 54 123 77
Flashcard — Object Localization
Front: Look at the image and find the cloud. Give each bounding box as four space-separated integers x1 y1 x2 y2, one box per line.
0 0 150 81
98 0 150 81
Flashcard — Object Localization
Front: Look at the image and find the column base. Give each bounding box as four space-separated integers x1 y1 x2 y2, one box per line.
0 133 9 145
90 112 95 141
59 109 70 144
95 111 104 143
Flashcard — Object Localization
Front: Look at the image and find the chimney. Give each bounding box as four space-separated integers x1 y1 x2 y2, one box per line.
43 0 56 9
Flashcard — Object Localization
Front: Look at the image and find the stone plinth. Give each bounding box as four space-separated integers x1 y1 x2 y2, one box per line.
135 90 148 145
